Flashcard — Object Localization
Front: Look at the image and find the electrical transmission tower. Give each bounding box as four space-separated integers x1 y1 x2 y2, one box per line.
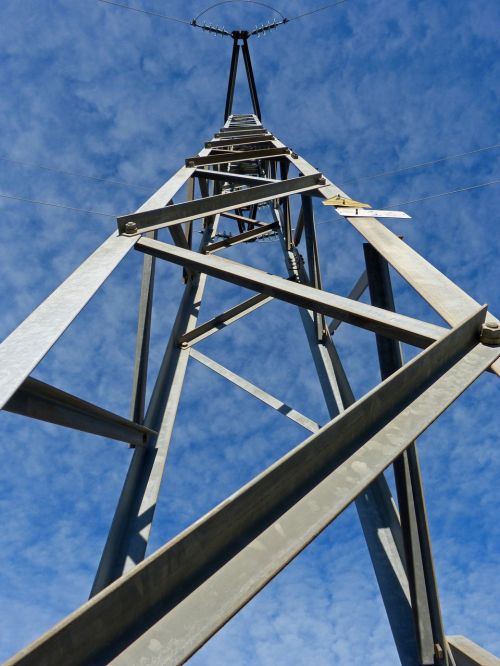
2 28 499 666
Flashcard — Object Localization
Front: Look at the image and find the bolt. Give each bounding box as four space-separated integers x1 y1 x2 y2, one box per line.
124 221 137 235
187 160 195 167
481 321 500 345
317 175 327 185
434 644 444 661
291 152 298 159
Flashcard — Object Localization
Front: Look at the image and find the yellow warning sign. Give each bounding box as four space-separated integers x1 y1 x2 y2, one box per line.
322 195 371 208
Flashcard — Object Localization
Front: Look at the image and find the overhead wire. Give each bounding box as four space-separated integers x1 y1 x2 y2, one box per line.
0 192 115 217
1 179 499 221
0 154 153 192
286 0 350 22
94 0 193 26
342 143 500 185
389 179 500 207
94 0 352 35
0 142 498 195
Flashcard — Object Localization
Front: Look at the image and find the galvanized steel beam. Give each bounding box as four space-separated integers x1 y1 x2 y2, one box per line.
177 292 272 347
117 174 322 236
193 168 276 187
364 243 445 665
270 135 500 377
206 222 278 252
8 308 497 666
90 221 219 596
185 147 288 168
328 270 368 333
191 349 320 433
0 158 207 412
135 238 449 348
4 377 154 447
224 39 240 122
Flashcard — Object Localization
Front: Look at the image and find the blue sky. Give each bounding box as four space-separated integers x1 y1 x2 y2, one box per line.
0 0 499 664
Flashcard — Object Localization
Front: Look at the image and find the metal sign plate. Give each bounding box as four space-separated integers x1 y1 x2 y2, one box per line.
335 208 411 219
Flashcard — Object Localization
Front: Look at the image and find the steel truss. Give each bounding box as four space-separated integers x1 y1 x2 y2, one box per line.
2 35 500 666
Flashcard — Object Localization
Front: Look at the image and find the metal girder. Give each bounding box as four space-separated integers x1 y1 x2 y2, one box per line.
329 270 368 333
215 129 268 137
274 215 420 665
222 211 267 226
177 292 272 347
4 33 499 666
302 195 326 340
224 39 239 122
241 38 261 120
206 135 274 148
130 231 156 425
185 147 288 168
0 233 133 412
0 158 207 412
206 222 278 252
193 168 276 186
364 243 446 665
90 222 220 596
191 349 320 433
272 135 500 377
447 636 500 666
136 238 449 348
117 174 323 236
8 308 498 666
4 377 154 447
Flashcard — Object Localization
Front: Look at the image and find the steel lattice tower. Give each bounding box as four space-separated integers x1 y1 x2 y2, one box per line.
1 30 499 666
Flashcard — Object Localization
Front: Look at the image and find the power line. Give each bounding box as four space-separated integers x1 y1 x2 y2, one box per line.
389 178 500 207
1 141 497 194
95 0 193 26
286 0 350 22
1 178 499 222
343 143 500 185
0 154 152 192
0 192 115 218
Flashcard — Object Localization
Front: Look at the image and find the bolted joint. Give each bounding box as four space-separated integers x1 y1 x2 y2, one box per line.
186 160 196 168
434 643 445 662
480 320 500 345
291 151 298 159
124 221 138 235
316 174 327 185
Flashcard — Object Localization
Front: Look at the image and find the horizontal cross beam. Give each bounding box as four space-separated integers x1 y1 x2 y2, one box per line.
4 377 154 447
206 135 274 148
136 238 449 348
193 168 276 187
216 128 268 137
9 309 497 666
118 175 323 236
185 147 289 168
206 222 278 252
276 136 500 377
